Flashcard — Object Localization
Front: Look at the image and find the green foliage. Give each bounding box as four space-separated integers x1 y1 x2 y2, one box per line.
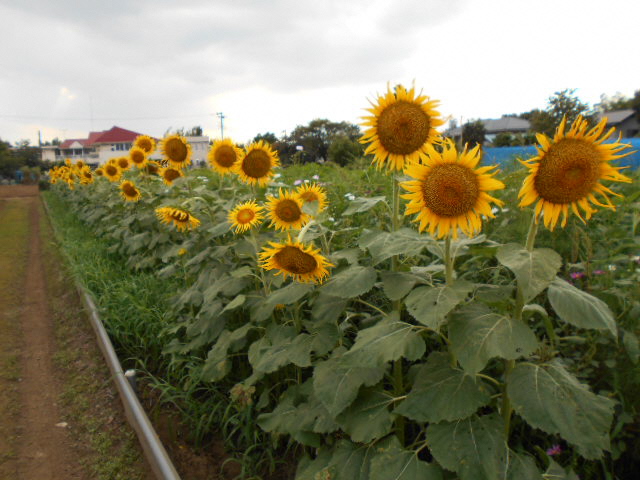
461 119 486 147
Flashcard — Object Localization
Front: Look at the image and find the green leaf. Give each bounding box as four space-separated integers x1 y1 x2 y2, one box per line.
405 281 473 331
201 324 252 382
380 271 421 301
336 388 395 443
394 352 491 422
359 228 431 264
545 460 580 480
320 265 377 299
325 440 377 480
207 221 231 237
248 325 299 373
295 449 333 480
507 360 615 459
369 438 443 480
547 278 617 337
312 292 348 323
221 294 245 313
343 314 425 367
449 303 538 374
329 248 361 265
342 196 387 215
496 243 562 302
268 282 314 306
622 329 639 364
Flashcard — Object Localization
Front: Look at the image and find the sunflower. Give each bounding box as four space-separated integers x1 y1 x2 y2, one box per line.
79 168 94 185
265 189 310 231
116 156 131 171
160 167 184 186
208 138 243 175
360 83 444 171
401 139 505 239
144 161 161 175
103 163 122 182
94 167 104 177
518 116 633 230
156 207 200 232
76 160 85 169
295 183 328 213
120 180 141 202
232 140 279 186
161 134 192 169
129 146 148 168
133 134 157 154
259 238 333 284
228 200 264 233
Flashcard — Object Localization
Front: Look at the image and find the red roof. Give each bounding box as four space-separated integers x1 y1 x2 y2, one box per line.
60 138 88 148
89 126 143 145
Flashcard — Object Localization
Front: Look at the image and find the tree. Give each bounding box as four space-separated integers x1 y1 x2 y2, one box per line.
461 120 486 147
596 89 640 121
493 132 513 147
547 88 594 127
281 119 362 164
252 132 278 144
328 134 363 166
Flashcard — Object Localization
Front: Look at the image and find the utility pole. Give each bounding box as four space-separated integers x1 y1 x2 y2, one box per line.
216 112 225 139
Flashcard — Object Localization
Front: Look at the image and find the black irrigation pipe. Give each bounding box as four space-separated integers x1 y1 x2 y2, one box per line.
42 197 181 480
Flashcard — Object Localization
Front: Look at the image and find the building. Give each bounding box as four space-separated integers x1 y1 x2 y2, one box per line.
598 110 639 138
444 116 531 144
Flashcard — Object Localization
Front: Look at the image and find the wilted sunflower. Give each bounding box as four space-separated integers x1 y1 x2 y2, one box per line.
160 167 184 186
156 207 200 232
120 180 141 201
266 189 310 231
518 116 633 230
401 139 505 239
161 134 192 169
129 146 148 168
228 200 264 234
133 134 157 154
295 183 328 213
360 83 444 171
232 140 279 186
116 156 131 171
103 163 122 182
259 238 333 284
208 138 243 175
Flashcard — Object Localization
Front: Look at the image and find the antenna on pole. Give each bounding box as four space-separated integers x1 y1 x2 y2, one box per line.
216 112 225 139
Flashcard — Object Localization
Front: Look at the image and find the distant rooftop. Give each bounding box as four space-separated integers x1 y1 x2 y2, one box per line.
598 109 635 125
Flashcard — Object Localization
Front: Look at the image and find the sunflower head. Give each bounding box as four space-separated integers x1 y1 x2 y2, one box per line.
129 146 148 168
295 183 328 213
120 180 142 202
360 83 444 171
228 200 264 234
161 134 192 169
208 138 243 175
156 207 200 232
79 168 94 185
518 116 633 230
401 139 505 239
133 135 157 154
266 188 310 231
94 167 104 177
116 156 131 171
232 140 279 186
259 238 333 284
103 163 122 182
160 167 184 186
144 161 161 175
76 160 85 169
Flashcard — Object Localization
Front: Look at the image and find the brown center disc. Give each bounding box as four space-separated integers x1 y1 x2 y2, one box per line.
165 138 188 163
377 101 431 155
242 149 272 178
123 183 137 197
236 209 255 223
275 199 301 222
421 163 480 217
274 246 318 274
163 168 181 182
215 145 237 167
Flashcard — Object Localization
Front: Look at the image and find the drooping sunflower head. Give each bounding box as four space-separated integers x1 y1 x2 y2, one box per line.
228 200 264 234
133 135 157 154
161 134 192 169
144 160 161 175
295 183 328 213
208 138 243 175
401 139 505 239
116 156 131 171
518 116 633 231
129 146 148 168
232 140 280 186
360 83 444 171
120 180 142 202
259 238 333 284
266 188 310 231
155 207 200 232
103 163 122 182
160 166 184 186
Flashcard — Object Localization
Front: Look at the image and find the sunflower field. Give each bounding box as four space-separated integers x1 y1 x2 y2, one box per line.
44 84 640 480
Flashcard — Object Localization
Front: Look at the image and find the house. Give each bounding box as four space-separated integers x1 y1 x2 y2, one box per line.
444 116 531 144
598 109 639 138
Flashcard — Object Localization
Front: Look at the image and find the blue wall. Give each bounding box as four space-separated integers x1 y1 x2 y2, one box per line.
484 138 640 170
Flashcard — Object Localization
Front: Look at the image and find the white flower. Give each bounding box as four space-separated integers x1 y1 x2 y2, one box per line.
273 173 282 179
294 179 302 186
344 193 356 201
608 264 617 271
312 174 320 180
304 179 310 183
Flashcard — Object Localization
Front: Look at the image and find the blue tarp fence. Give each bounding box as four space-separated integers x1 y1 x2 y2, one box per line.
483 138 640 170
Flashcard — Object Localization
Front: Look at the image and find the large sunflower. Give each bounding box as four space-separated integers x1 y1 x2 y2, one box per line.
360 84 444 171
208 138 243 175
129 146 148 168
160 166 184 186
259 238 333 284
295 183 328 213
518 116 633 230
103 163 122 182
120 180 142 202
133 134 157 155
401 139 505 239
156 207 200 232
161 134 192 169
266 189 310 231
228 200 264 233
232 140 279 186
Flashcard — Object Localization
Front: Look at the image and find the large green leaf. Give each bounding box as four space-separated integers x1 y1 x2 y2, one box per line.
359 228 431 264
369 438 443 480
508 360 615 459
547 278 617 337
449 303 538 374
268 282 314 306
342 196 387 215
394 352 490 423
320 265 377 299
342 314 426 368
336 388 395 443
326 440 377 480
496 243 562 302
201 324 252 381
380 271 422 301
405 281 473 331
311 292 348 323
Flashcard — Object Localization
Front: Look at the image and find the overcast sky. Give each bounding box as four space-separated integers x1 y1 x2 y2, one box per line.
1 0 638 146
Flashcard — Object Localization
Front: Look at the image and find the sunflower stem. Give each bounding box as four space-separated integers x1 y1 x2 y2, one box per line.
444 236 458 368
296 220 315 243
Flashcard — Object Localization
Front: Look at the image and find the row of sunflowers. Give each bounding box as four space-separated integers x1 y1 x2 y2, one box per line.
47 83 638 480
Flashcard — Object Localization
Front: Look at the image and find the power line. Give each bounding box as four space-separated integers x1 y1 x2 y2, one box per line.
0 113 212 121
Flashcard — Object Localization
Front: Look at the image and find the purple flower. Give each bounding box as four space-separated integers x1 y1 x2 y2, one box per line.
593 270 606 275
570 272 585 280
293 179 302 186
546 444 562 456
